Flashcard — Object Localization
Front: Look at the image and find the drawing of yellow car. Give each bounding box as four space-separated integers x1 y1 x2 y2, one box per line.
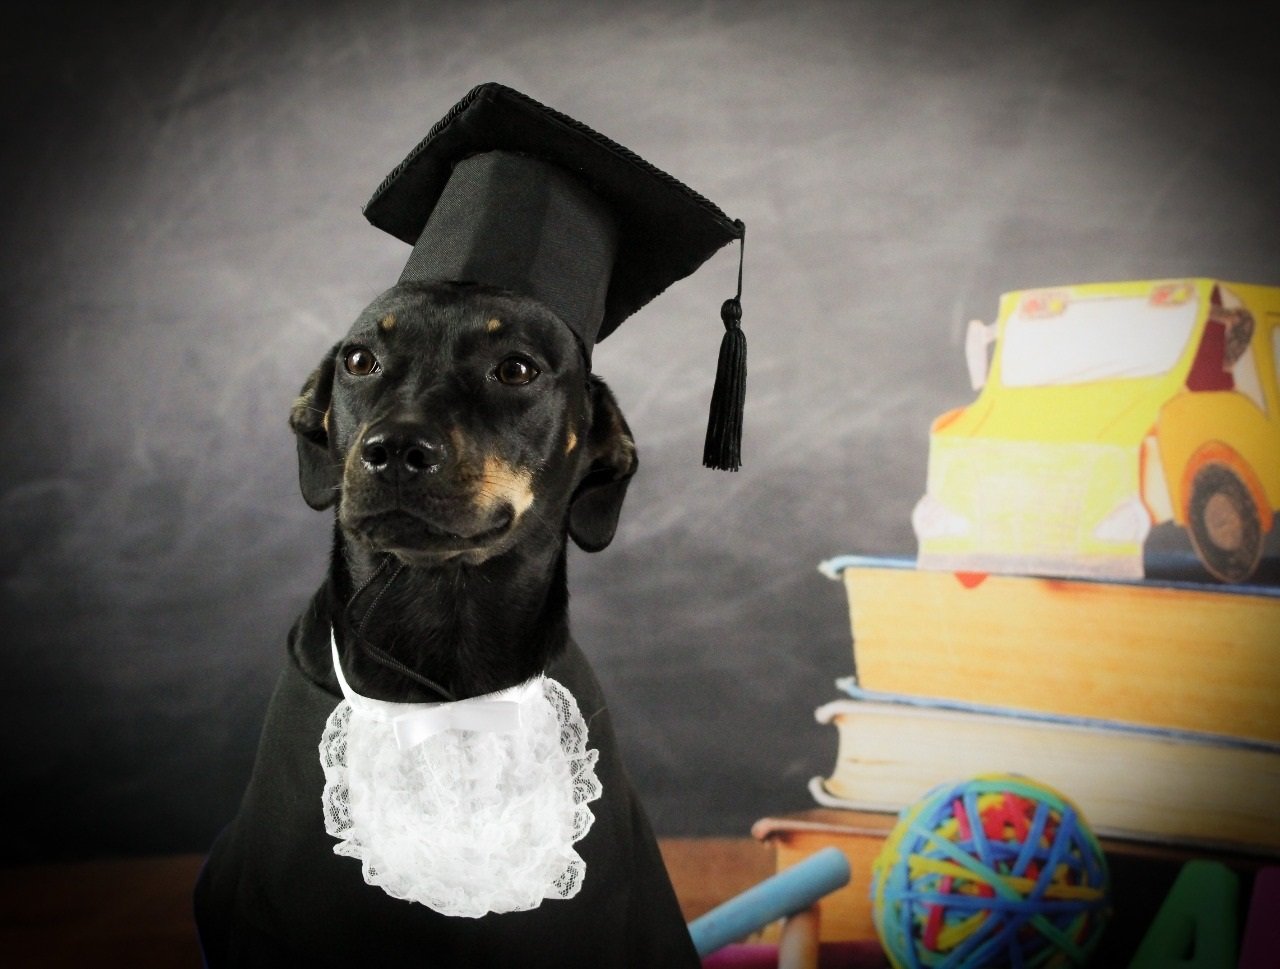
913 279 1280 583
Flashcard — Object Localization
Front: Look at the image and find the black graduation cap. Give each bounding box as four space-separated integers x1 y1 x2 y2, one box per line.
363 82 747 471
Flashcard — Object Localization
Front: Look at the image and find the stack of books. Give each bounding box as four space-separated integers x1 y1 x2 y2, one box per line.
751 556 1279 947
809 555 1280 855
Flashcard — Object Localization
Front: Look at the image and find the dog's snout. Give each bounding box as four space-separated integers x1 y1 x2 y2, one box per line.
360 423 447 478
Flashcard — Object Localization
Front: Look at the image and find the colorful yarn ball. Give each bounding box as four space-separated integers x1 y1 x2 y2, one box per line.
870 774 1111 969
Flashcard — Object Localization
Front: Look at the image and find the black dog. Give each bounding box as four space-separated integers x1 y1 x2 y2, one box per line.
194 281 701 967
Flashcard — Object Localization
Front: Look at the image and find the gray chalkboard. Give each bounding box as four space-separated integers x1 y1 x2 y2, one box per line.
2 0 1277 863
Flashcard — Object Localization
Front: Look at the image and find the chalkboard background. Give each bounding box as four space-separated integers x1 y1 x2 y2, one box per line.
3 0 1278 864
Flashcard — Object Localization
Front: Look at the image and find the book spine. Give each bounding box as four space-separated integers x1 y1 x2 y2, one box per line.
811 699 1280 856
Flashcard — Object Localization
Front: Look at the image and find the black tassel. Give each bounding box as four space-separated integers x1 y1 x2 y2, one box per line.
703 295 747 471
703 223 747 471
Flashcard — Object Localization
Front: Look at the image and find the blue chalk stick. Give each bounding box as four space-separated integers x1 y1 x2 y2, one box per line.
688 847 852 957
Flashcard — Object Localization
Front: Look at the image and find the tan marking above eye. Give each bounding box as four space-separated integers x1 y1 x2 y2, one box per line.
478 455 534 520
486 317 502 333
565 429 577 454
379 313 396 332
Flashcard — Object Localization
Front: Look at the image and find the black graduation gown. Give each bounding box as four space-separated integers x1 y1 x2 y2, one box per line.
193 592 699 968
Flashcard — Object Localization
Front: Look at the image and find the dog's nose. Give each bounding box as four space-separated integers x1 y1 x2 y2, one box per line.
360 424 447 478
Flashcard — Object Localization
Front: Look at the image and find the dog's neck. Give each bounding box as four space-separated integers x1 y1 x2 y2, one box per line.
328 528 570 703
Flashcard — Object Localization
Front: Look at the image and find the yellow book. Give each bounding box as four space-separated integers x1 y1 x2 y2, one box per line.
811 696 1280 856
821 557 1280 744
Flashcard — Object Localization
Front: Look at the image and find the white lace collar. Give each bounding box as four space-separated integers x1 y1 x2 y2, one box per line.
319 631 602 917
329 634 542 749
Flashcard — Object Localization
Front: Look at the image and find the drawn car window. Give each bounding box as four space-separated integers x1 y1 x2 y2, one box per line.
1001 295 1199 387
1232 343 1266 412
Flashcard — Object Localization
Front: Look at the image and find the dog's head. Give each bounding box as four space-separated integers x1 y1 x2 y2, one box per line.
289 282 637 565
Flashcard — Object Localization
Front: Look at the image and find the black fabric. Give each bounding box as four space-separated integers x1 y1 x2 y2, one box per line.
364 82 743 345
398 152 618 353
193 589 699 969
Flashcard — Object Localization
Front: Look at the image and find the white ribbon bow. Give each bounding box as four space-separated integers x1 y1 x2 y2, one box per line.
331 635 537 751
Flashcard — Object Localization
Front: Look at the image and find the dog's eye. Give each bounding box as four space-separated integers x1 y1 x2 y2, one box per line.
344 347 380 377
494 356 540 386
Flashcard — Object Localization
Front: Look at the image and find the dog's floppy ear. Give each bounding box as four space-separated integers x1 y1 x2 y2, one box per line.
288 342 341 511
569 376 639 553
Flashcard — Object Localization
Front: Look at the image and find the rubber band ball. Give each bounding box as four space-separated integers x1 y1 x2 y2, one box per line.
870 774 1111 968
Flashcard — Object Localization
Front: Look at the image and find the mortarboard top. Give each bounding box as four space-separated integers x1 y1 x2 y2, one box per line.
362 82 747 471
